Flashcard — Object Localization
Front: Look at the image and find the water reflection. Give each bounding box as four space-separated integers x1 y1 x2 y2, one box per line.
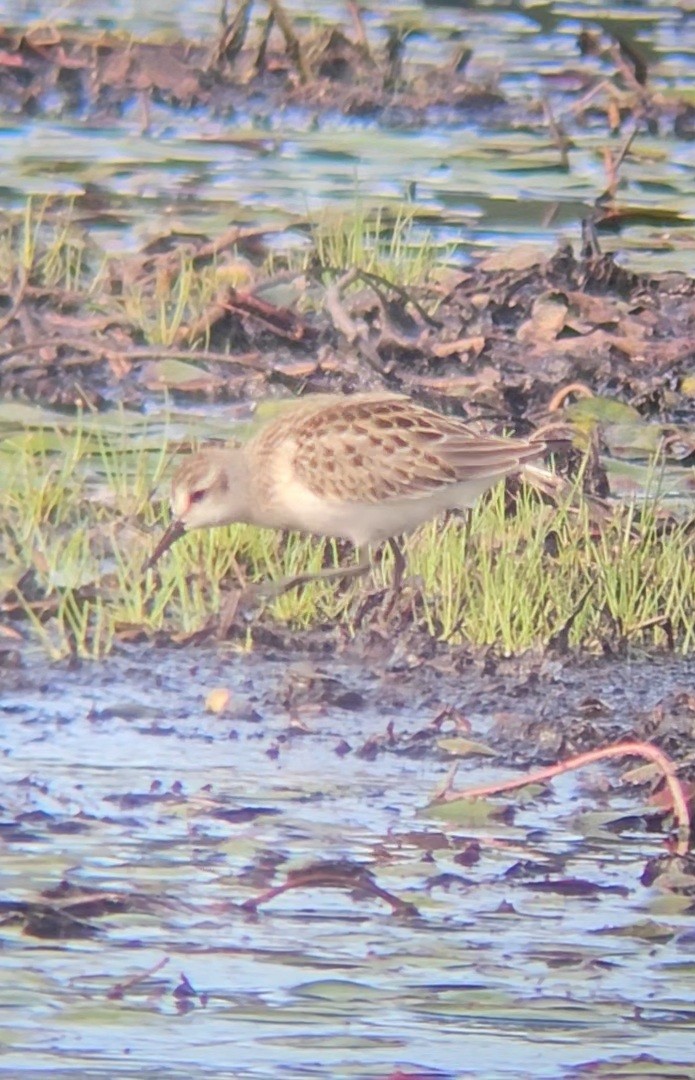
1 649 694 1077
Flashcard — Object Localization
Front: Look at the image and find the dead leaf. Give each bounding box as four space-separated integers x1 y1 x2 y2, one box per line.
517 293 568 344
205 688 231 714
431 334 486 359
437 737 497 758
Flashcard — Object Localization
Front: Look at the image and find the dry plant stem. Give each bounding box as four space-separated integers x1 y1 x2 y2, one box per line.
609 43 648 93
564 79 612 118
215 0 253 65
602 125 638 197
347 0 371 57
325 268 360 341
0 269 27 335
253 7 273 74
0 338 266 372
217 586 246 638
541 97 571 168
267 0 309 83
437 740 691 854
136 223 289 284
241 863 418 916
547 381 595 411
355 267 442 328
107 957 169 1000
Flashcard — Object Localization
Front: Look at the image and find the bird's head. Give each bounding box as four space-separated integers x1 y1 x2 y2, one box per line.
145 447 249 569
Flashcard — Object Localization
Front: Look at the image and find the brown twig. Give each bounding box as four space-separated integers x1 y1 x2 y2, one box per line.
347 1 372 61
222 288 312 340
323 268 389 377
106 957 169 1000
541 97 573 169
241 859 418 916
318 262 441 330
130 224 291 287
214 0 253 67
355 267 442 329
547 381 595 412
601 124 638 200
563 79 613 119
324 267 360 342
253 7 274 75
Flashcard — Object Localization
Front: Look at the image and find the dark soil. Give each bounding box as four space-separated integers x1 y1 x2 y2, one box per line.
0 11 693 443
2 227 695 436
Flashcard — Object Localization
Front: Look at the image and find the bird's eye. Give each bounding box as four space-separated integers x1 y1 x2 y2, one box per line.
189 489 207 505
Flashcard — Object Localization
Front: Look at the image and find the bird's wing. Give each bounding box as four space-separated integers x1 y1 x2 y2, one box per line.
286 395 542 504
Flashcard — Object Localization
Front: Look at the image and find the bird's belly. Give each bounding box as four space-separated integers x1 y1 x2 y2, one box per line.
269 477 498 547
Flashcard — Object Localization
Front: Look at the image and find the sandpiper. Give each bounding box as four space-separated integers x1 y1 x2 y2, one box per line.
147 392 545 593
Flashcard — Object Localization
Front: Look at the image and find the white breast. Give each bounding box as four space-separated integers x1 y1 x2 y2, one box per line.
260 464 500 547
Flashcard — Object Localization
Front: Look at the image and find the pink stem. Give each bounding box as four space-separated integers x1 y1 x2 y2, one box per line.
437 740 691 854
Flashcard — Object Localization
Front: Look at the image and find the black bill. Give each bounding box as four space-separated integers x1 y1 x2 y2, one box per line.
144 518 186 571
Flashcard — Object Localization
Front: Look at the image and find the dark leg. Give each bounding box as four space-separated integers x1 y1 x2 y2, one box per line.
254 545 371 601
387 538 406 592
214 546 372 638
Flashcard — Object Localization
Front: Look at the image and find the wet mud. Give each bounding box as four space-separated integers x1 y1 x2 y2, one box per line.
0 12 693 445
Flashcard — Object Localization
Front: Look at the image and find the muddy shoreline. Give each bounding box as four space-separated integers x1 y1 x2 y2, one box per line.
4 640 694 771
3 10 693 131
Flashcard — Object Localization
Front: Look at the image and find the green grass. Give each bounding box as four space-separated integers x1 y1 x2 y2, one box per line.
118 254 220 346
0 198 96 292
310 204 441 286
263 202 445 294
0 199 692 658
1 413 693 659
415 488 694 653
0 198 442 347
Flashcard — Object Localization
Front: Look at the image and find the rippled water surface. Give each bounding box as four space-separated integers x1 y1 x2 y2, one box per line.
1 649 694 1077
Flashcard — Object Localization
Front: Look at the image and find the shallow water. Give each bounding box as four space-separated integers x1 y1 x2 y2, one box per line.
3 0 695 271
1 647 694 1077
